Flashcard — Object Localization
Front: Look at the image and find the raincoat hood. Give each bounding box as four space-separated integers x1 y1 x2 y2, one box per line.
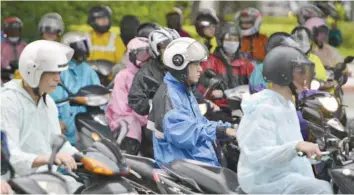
2 80 37 103
241 89 290 115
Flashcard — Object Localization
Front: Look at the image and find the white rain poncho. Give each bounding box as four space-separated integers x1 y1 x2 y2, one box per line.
236 89 333 194
0 80 81 192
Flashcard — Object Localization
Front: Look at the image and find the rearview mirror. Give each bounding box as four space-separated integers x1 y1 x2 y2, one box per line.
205 69 217 78
48 135 67 171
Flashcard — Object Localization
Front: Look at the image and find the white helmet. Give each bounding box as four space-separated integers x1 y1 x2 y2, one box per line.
163 37 208 71
61 32 89 62
61 32 86 45
148 27 180 58
19 40 74 88
38 12 64 35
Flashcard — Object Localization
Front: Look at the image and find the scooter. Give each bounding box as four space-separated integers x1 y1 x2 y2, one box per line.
65 124 138 194
324 56 354 126
3 134 71 194
297 123 354 194
201 69 250 124
306 80 348 140
55 83 115 150
301 101 350 182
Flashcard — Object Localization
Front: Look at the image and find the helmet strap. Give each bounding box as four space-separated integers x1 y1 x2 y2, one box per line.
289 82 300 108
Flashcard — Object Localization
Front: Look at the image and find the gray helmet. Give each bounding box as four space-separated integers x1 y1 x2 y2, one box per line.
263 46 314 86
296 4 325 25
38 12 64 35
265 32 301 54
215 22 241 47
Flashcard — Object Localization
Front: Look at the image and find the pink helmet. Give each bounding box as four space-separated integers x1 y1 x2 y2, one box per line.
303 17 328 35
304 17 329 45
127 37 151 67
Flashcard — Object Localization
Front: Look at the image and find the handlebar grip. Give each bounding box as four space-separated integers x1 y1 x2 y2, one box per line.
73 153 84 162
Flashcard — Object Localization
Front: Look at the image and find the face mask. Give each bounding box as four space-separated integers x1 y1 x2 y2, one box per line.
223 41 240 54
8 37 20 43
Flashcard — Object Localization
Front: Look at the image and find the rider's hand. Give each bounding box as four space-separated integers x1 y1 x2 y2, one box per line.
0 180 13 195
211 90 223 99
59 120 67 135
205 100 220 112
226 128 237 138
296 141 322 160
55 153 77 171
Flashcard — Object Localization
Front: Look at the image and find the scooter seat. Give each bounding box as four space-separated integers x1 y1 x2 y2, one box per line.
168 159 239 194
124 154 157 181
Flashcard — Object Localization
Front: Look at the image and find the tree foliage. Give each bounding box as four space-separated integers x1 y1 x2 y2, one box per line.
1 1 188 40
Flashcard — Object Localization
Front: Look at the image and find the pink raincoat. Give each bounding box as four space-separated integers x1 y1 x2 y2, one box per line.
105 37 150 142
1 40 27 69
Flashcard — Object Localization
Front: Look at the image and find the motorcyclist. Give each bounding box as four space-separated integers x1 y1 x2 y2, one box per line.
194 8 219 54
304 17 346 72
50 32 100 146
148 37 236 166
235 7 268 62
120 15 140 47
128 28 180 116
166 7 191 37
111 16 143 77
85 5 126 64
198 22 254 122
38 12 64 41
237 46 333 194
128 28 179 157
0 40 80 192
291 26 332 91
248 32 317 141
106 37 151 155
1 17 27 81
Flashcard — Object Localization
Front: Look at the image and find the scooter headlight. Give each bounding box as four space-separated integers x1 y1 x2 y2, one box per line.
318 96 338 112
74 94 111 106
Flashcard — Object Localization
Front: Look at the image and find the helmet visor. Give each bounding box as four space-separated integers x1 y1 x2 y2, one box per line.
70 39 89 58
185 40 209 63
134 46 150 62
292 57 315 86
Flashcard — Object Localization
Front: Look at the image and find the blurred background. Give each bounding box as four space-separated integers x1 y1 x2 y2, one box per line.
1 0 354 117
1 1 353 55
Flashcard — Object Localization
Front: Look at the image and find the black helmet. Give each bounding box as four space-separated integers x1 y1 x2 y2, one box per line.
120 15 141 46
215 22 241 47
263 46 314 86
166 7 183 31
3 17 23 44
87 5 112 33
194 8 219 38
136 23 161 38
265 32 301 54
